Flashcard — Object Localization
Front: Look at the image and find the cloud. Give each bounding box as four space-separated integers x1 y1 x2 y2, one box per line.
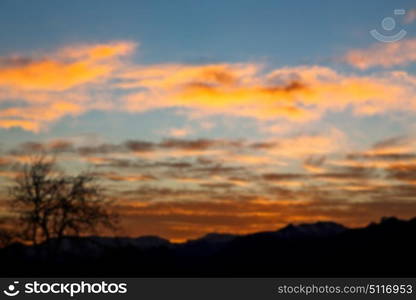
0 119 41 132
124 140 155 153
221 153 279 165
347 153 416 161
404 9 416 24
365 135 416 155
4 134 416 241
0 41 136 131
0 41 136 91
262 173 307 181
96 171 157 182
166 127 193 138
159 138 243 151
372 135 410 150
343 39 416 69
122 64 314 121
123 64 416 122
258 128 347 159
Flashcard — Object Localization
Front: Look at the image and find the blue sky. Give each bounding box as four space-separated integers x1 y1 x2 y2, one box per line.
1 0 415 61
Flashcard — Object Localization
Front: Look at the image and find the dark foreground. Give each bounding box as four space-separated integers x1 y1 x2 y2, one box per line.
1 217 415 277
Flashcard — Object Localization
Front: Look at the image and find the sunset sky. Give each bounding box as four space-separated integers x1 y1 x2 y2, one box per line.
1 0 416 241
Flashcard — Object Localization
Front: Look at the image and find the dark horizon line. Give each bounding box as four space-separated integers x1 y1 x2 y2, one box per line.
16 215 410 246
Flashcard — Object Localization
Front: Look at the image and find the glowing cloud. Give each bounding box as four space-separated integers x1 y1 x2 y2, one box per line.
344 39 416 69
1 40 416 132
404 9 416 24
123 64 415 121
0 41 136 131
0 41 136 91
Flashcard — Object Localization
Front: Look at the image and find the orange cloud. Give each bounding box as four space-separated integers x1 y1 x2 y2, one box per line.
61 42 135 61
1 40 416 132
270 130 346 158
123 64 416 122
98 172 157 182
344 39 416 69
0 101 85 132
0 41 136 131
0 41 135 91
404 9 416 24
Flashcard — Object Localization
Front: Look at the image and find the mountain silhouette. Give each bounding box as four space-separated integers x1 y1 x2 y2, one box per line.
1 217 415 277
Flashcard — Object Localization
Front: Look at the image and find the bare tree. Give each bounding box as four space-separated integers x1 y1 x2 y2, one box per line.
8 156 118 248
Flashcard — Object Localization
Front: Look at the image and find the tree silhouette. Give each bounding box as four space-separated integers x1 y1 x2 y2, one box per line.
8 156 118 248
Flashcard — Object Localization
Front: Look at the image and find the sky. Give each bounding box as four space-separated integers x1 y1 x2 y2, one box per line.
1 0 416 241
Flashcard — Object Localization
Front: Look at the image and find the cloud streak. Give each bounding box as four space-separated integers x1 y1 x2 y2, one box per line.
0 41 136 131
122 64 416 123
344 39 416 69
